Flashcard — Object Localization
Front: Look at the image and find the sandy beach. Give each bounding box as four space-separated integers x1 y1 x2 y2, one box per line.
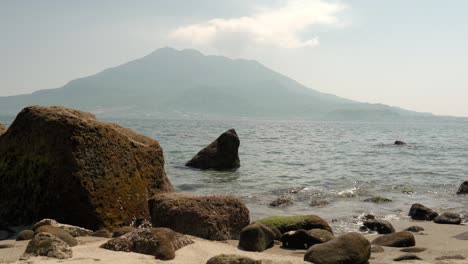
1 219 467 264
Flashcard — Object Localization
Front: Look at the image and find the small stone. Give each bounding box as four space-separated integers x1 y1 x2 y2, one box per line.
269 198 293 207
206 254 261 264
394 140 407 145
404 226 424 232
394 254 422 261
401 247 427 253
16 230 34 241
435 255 466 260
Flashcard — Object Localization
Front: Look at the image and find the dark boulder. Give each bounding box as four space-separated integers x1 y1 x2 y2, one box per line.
0 106 174 230
16 230 34 241
238 223 276 252
101 228 193 260
408 203 438 220
257 215 332 234
363 219 395 234
282 229 320 249
394 254 422 261
434 212 461 225
371 231 415 247
186 129 240 170
404 226 424 232
35 225 78 247
149 193 250 240
456 181 468 194
394 140 406 145
206 254 261 264
304 232 370 264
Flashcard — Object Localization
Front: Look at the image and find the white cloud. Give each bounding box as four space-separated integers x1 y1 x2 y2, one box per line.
169 0 345 52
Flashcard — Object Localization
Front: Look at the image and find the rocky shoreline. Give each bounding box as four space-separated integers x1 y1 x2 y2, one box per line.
1 106 467 263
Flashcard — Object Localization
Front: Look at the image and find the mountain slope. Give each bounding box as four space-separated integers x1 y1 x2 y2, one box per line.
0 47 431 119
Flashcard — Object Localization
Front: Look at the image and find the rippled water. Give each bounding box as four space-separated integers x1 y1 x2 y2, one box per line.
2 116 468 230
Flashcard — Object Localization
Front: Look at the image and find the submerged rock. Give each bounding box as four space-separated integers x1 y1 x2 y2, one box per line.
257 215 332 234
434 212 461 225
309 200 330 207
363 196 392 203
269 198 293 207
101 228 193 260
394 140 406 145
304 232 370 264
186 129 240 170
239 223 276 252
149 193 249 240
21 232 72 259
408 203 438 220
0 106 173 230
363 219 395 234
456 180 468 194
371 231 415 247
206 254 261 264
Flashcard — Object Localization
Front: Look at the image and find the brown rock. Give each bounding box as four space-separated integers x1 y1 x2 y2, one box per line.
435 255 466 260
35 225 78 247
310 200 330 207
149 193 249 240
32 218 93 237
186 129 240 170
363 219 395 234
401 247 427 253
239 223 275 252
112 226 137 238
101 228 193 260
371 231 415 247
408 203 438 220
371 245 384 253
434 212 461 225
269 198 293 207
453 231 468 240
304 232 370 264
22 232 72 259
16 230 34 241
394 254 422 261
92 229 112 238
404 226 424 232
0 106 173 230
206 254 261 264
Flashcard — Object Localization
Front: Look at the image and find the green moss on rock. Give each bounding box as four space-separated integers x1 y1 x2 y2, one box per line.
363 196 393 203
257 215 332 234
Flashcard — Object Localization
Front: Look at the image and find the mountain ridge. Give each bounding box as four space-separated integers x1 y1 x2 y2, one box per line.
0 47 435 120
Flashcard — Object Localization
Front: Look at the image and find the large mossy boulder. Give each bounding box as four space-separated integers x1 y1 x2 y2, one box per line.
148 193 250 240
257 215 332 234
186 129 240 170
0 106 174 230
101 228 193 260
304 232 370 264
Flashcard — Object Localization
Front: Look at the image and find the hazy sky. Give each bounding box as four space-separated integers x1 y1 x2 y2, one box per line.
2 0 468 116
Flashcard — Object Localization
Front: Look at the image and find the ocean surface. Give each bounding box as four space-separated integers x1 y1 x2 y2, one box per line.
2 116 468 231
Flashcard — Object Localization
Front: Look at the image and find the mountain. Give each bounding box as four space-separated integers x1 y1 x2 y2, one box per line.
0 47 433 120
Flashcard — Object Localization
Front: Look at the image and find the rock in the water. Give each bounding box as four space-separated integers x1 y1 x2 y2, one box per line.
363 219 395 234
408 203 438 220
149 193 249 240
404 226 424 232
310 200 330 207
186 129 240 170
0 124 6 135
371 245 384 253
0 106 174 230
35 225 78 247
394 254 422 261
304 232 370 264
434 212 461 225
363 196 392 203
401 247 427 253
33 219 93 237
101 228 193 260
239 223 276 252
394 140 406 145
206 254 261 264
21 232 72 259
112 226 137 238
269 198 293 207
92 229 112 238
457 180 468 194
257 215 332 234
16 230 34 241
371 231 415 247
282 229 322 249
